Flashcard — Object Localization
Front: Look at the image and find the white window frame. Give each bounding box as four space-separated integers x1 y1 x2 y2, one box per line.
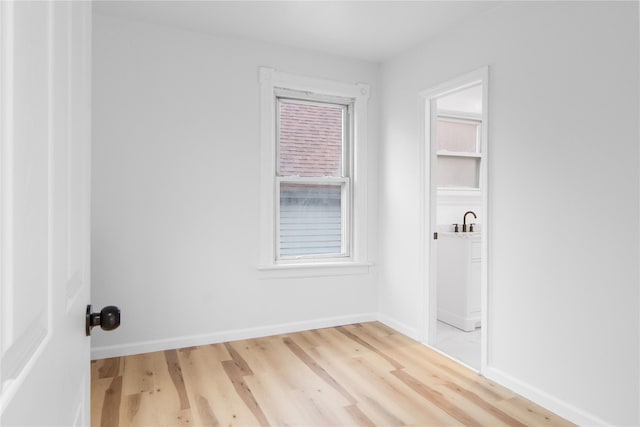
258 67 370 277
275 93 351 261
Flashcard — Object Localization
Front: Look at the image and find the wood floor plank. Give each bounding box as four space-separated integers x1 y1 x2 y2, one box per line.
120 353 155 396
242 371 317 426
224 341 254 376
177 345 259 426
306 342 459 426
397 347 508 404
495 396 577 427
234 333 352 410
320 327 393 365
147 349 194 425
233 336 294 378
345 404 377 427
175 409 194 427
312 325 488 425
392 368 484 427
118 391 157 427
442 381 527 426
164 349 191 410
336 325 404 369
309 326 465 425
361 324 513 403
122 394 141 426
195 394 220 427
92 322 575 427
221 359 271 427
238 337 357 426
365 321 398 337
97 357 121 379
289 386 352 426
283 336 357 404
207 342 232 362
100 376 122 427
91 377 112 427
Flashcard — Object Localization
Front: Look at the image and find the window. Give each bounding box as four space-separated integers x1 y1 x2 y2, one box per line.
435 116 482 188
277 95 350 259
259 68 369 274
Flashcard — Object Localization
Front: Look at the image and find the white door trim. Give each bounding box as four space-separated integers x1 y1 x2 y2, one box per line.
418 66 489 374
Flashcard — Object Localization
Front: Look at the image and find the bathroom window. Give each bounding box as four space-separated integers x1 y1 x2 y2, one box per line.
436 117 481 188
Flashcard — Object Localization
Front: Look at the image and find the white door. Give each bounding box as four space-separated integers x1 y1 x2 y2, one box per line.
1 1 92 425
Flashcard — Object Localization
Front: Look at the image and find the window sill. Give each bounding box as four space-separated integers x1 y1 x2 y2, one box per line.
257 261 371 279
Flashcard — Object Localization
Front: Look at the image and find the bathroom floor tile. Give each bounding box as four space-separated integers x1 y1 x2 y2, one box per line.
435 320 481 370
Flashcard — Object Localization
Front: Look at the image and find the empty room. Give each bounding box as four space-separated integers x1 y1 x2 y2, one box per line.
1 1 639 426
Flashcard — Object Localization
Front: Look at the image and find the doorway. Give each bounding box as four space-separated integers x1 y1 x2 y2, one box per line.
420 68 488 373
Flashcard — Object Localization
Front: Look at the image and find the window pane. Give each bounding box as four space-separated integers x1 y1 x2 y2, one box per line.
437 156 479 188
279 183 343 257
436 119 479 152
278 100 344 177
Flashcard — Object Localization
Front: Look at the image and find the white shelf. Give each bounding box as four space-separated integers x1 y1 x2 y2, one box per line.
437 150 482 158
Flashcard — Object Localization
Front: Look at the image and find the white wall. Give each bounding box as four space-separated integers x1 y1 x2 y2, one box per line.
91 14 379 357
379 2 639 426
436 192 482 230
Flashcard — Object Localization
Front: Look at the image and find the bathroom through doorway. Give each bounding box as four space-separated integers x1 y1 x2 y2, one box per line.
420 68 489 373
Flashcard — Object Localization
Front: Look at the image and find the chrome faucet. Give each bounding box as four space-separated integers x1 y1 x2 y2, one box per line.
463 211 477 232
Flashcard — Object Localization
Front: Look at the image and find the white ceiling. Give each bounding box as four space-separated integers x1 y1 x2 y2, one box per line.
93 1 500 63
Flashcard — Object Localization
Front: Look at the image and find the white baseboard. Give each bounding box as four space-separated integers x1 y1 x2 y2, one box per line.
486 367 609 427
436 308 480 332
91 312 377 360
376 313 421 341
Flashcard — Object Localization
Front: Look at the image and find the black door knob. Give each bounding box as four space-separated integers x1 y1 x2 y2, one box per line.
86 305 121 336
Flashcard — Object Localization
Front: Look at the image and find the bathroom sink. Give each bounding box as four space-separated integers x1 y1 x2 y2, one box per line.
440 231 480 239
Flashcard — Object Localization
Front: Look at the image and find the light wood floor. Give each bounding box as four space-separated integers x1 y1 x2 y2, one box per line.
91 322 574 426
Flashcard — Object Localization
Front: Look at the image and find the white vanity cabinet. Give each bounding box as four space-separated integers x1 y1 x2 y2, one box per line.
437 232 481 332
